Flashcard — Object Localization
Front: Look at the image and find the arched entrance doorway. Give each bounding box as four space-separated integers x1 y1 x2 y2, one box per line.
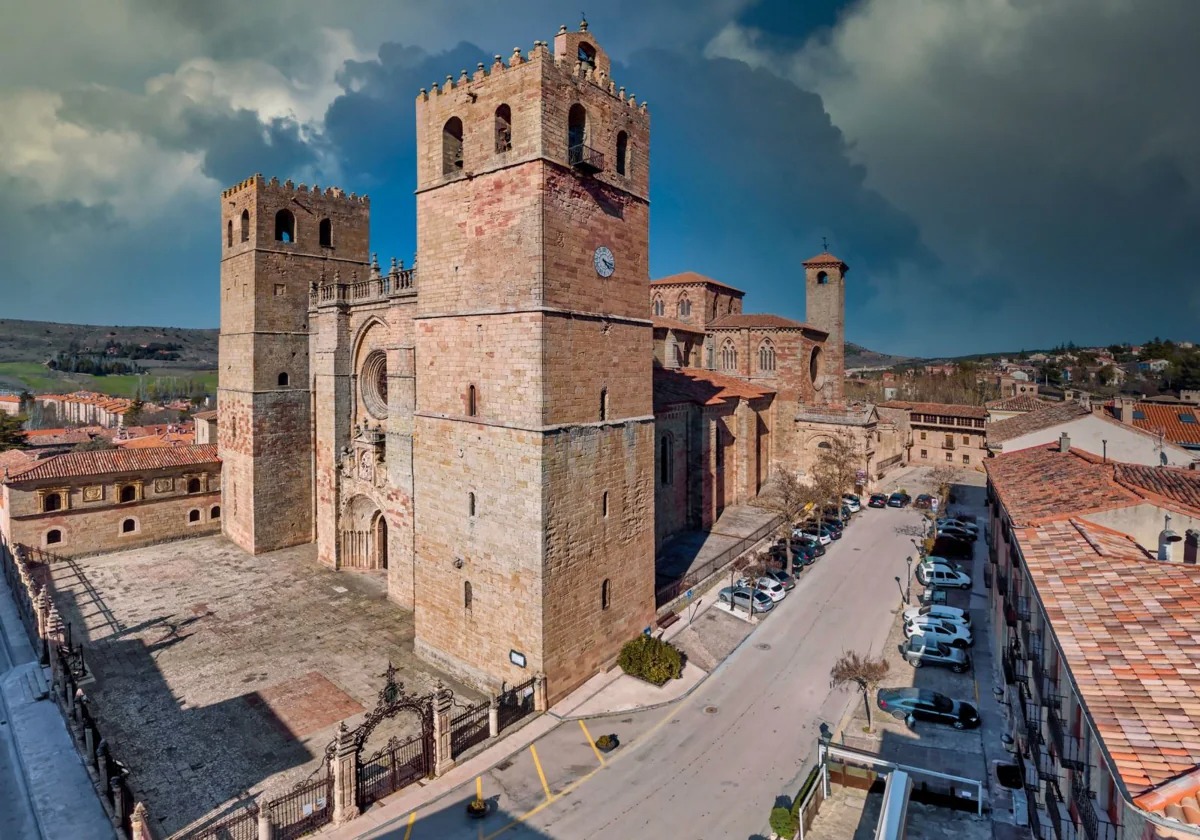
373 513 388 570
340 495 387 570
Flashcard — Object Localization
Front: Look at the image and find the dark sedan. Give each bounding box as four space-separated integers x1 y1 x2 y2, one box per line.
887 492 911 508
876 687 980 730
868 493 888 508
915 493 935 509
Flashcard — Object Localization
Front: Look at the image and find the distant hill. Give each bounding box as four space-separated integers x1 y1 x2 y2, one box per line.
845 342 913 369
0 319 218 367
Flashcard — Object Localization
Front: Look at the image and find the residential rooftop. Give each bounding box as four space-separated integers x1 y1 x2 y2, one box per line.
5 444 219 482
986 401 1092 444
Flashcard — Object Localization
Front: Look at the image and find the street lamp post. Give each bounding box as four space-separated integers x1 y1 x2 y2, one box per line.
906 556 913 605
894 575 906 604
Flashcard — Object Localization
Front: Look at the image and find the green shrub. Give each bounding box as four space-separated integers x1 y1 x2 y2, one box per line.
618 635 683 686
769 806 798 837
595 734 616 749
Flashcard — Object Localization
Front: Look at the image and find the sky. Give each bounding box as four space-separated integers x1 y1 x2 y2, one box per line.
0 0 1197 357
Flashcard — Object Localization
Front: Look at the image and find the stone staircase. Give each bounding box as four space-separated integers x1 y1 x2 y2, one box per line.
18 663 50 703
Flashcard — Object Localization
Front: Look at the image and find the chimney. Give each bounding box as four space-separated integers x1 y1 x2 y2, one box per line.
1058 432 1070 453
1159 514 1183 562
1184 530 1199 565
1117 397 1136 425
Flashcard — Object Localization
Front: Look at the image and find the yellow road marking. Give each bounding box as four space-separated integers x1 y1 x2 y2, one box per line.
402 810 416 840
530 744 553 801
579 719 606 766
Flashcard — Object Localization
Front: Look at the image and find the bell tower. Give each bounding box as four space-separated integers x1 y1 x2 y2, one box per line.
411 23 656 702
218 175 370 554
803 250 848 405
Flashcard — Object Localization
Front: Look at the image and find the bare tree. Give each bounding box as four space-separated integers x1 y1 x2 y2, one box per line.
759 468 817 575
928 464 958 507
733 557 774 617
811 431 861 514
830 650 891 732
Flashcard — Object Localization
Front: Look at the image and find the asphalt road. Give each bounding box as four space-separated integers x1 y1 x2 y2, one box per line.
0 613 41 840
364 503 926 840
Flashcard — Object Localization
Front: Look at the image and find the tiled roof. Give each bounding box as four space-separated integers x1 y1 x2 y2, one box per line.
878 401 990 419
0 449 34 476
190 410 218 421
986 402 1092 443
1021 518 1200 793
1114 463 1200 511
1134 765 1200 826
650 272 745 295
985 445 1141 525
707 313 824 332
1118 402 1200 447
984 394 1051 412
802 252 847 267
116 432 195 449
653 367 774 410
0 394 19 404
21 426 114 447
651 317 704 335
6 444 219 482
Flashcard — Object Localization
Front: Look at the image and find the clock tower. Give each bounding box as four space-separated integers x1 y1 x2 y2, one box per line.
411 24 656 702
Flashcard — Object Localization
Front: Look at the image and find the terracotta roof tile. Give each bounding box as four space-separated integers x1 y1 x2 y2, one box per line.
708 313 824 332
6 444 219 482
0 395 19 404
650 272 745 295
115 432 195 449
651 317 705 334
190 410 218 421
0 449 34 476
987 401 1092 443
985 444 1141 524
1113 463 1200 511
985 394 1053 412
21 426 114 447
653 367 774 410
877 400 990 419
802 252 847 267
1123 402 1200 446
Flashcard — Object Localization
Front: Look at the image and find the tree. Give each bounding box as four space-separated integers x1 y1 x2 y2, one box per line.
73 437 117 452
0 413 26 451
733 557 774 616
830 650 891 732
759 468 817 575
123 398 145 426
811 431 860 512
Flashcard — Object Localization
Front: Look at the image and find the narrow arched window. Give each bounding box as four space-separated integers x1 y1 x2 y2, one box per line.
467 384 477 417
119 485 136 503
721 339 737 371
46 529 62 545
495 104 512 153
240 209 249 242
666 335 680 368
274 209 295 242
468 492 476 517
578 42 596 69
121 518 136 534
210 505 221 520
443 117 464 175
319 218 332 249
600 388 608 421
186 477 201 494
226 220 233 248
660 434 673 485
188 509 200 523
278 372 289 387
616 131 628 176
601 578 611 610
758 340 776 373
652 296 664 317
464 581 473 610
568 104 587 155
677 294 691 319
43 493 62 513
602 491 609 518
817 271 829 285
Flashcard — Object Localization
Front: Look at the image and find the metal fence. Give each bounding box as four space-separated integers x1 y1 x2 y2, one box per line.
267 773 332 840
357 732 431 809
450 699 490 757
654 514 783 607
183 805 259 840
497 677 536 732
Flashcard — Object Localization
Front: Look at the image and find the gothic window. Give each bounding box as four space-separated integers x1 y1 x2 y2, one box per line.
758 340 776 373
495 104 512 153
464 581 473 610
578 41 596 69
240 209 249 242
467 384 478 417
319 218 332 249
468 492 476 517
616 131 628 175
443 117 464 175
188 509 200 523
121 518 136 534
677 294 691 319
601 578 611 610
46 529 62 545
568 104 587 154
119 485 137 503
720 339 737 371
274 209 295 243
186 477 201 494
226 220 233 248
210 505 221 520
659 434 674 485
600 388 608 421
666 334 680 368
277 372 289 387
43 492 62 513
652 296 664 317
817 271 829 285
809 346 823 386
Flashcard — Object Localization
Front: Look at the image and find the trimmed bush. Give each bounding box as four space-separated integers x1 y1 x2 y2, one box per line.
770 806 799 837
618 635 683 686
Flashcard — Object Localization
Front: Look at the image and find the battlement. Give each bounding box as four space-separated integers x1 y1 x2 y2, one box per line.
221 173 370 206
415 22 649 118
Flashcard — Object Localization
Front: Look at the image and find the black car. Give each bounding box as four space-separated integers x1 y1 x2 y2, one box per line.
915 493 935 510
821 516 845 536
931 535 972 560
876 687 980 730
768 543 815 568
868 493 888 508
887 492 911 508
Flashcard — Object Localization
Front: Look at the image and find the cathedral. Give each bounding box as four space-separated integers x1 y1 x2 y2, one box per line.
217 24 891 704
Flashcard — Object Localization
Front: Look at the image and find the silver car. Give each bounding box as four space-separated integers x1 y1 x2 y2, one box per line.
718 586 774 613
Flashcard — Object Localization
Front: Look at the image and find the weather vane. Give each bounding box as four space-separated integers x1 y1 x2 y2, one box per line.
821 235 829 251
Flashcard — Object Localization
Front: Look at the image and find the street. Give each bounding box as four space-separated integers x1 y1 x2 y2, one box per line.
360 500 927 839
0 626 41 840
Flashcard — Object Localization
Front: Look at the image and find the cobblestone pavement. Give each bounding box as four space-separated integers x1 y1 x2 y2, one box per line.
46 536 482 838
806 785 991 839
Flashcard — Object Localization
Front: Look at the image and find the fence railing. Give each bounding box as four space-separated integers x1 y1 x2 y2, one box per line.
497 677 536 732
269 773 332 840
450 698 491 756
654 514 783 607
358 732 430 809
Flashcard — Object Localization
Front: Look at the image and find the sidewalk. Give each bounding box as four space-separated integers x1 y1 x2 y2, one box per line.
0 572 115 840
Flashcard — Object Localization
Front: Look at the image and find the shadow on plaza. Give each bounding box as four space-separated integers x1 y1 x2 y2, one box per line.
48 586 317 837
368 794 556 840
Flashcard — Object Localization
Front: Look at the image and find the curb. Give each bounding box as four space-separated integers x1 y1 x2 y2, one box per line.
0 665 48 840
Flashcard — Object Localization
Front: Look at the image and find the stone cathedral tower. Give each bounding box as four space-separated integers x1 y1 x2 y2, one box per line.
803 251 848 405
410 24 656 702
218 175 370 554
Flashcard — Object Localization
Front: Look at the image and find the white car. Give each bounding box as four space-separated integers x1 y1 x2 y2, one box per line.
938 517 979 536
917 565 972 590
842 494 862 513
903 604 972 629
917 558 964 580
794 527 832 546
904 616 973 647
736 576 787 602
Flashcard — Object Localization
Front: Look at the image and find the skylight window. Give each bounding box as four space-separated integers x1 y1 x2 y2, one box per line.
1132 410 1146 420
1180 413 1197 424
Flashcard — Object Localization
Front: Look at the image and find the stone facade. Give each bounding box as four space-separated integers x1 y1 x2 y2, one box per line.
0 445 221 556
878 401 989 470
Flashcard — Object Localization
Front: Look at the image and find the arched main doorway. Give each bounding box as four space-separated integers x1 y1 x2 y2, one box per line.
341 495 388 570
373 513 388 570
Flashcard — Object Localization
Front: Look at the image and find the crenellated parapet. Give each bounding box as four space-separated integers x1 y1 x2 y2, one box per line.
222 173 369 206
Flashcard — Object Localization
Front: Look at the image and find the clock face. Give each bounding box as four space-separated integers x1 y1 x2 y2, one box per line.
593 246 615 278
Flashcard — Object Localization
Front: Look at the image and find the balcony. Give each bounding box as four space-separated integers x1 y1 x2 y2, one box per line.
569 143 605 174
1016 595 1031 622
1071 778 1119 840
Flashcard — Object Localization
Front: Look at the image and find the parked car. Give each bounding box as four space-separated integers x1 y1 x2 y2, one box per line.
736 576 787 602
795 526 832 546
918 556 965 575
916 564 972 590
868 493 888 508
820 517 845 537
903 604 972 629
768 543 813 569
931 535 973 560
937 517 979 537
761 569 796 591
842 494 862 513
914 493 935 510
901 635 972 672
876 687 980 729
903 616 973 647
718 586 775 613
781 536 824 558
937 524 978 542
887 492 911 508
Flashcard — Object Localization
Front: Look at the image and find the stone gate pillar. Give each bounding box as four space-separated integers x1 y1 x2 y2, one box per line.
331 722 360 824
130 802 150 840
433 686 455 776
488 695 500 738
533 673 548 713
